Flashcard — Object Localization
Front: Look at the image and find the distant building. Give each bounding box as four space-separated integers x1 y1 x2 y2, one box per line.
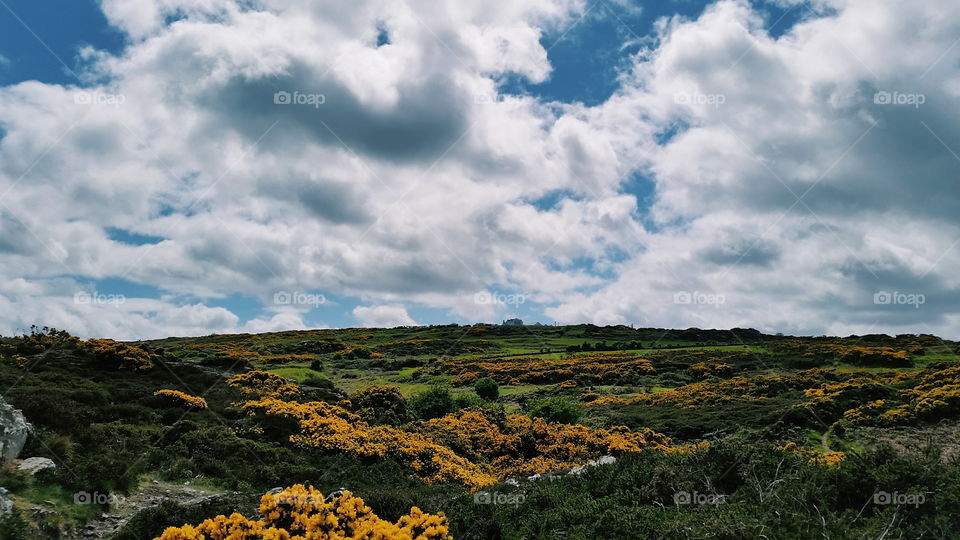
502 318 523 326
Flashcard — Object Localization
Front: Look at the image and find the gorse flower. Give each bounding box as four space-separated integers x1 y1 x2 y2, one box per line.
156 484 452 539
154 389 208 409
227 370 302 399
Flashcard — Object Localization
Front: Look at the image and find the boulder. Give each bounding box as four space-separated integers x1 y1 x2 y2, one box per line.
17 457 56 475
0 398 29 464
0 488 12 516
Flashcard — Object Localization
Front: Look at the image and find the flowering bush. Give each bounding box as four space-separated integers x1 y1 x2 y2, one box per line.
777 441 846 467
82 339 155 371
444 352 655 385
227 370 301 399
154 389 208 409
688 362 733 379
156 484 452 539
590 370 830 409
242 393 691 488
242 398 496 489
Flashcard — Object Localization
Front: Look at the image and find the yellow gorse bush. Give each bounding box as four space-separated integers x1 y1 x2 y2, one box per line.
242 398 692 488
242 398 496 489
154 389 208 409
82 338 155 371
443 352 655 386
156 484 452 539
777 442 846 467
228 370 302 399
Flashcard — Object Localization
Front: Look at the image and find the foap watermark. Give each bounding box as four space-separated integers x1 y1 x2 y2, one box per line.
874 90 925 108
474 491 526 506
74 91 126 107
474 93 524 110
874 491 925 508
674 491 728 506
273 291 326 307
74 291 125 307
269 492 324 506
874 290 925 309
273 90 326 108
674 290 725 308
74 491 125 505
474 291 526 307
675 91 725 108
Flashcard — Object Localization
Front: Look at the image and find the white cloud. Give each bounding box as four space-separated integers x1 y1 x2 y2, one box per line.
1 0 960 338
353 305 418 328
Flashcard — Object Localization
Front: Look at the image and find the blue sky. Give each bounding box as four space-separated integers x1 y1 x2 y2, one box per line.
1 0 958 338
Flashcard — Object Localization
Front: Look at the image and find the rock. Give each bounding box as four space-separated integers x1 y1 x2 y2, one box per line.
505 478 519 487
567 456 616 476
16 457 56 475
0 488 12 517
0 398 30 464
527 473 541 481
595 455 616 466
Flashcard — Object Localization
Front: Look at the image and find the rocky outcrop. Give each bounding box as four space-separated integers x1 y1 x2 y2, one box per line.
17 457 56 475
0 398 29 464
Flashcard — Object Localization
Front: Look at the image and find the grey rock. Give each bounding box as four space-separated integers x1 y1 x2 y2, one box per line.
0 488 12 516
0 398 30 463
595 455 616 466
17 457 56 475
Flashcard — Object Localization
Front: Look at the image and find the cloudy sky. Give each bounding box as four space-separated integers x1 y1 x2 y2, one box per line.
0 0 958 339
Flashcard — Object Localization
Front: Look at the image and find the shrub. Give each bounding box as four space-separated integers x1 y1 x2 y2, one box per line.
474 377 499 400
301 371 335 389
81 339 155 371
156 484 453 539
528 396 583 424
409 386 456 420
349 385 411 425
154 389 208 409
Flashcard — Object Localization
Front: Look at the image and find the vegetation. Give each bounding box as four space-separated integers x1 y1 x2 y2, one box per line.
0 325 957 538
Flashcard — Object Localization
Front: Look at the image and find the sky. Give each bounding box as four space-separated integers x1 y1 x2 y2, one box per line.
0 0 958 339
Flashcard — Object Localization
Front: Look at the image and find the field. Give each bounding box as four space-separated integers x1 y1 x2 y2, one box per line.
1 325 959 538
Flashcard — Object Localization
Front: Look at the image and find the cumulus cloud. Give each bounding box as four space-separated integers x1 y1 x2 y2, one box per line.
547 0 960 337
0 0 959 338
353 304 418 328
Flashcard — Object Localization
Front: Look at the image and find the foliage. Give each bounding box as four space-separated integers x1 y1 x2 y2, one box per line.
154 389 209 409
349 385 412 425
473 377 499 401
409 386 456 420
226 370 301 399
81 338 156 371
157 484 452 539
528 396 583 424
444 352 655 385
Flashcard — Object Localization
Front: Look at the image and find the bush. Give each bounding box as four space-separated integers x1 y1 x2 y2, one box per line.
302 371 335 389
528 396 583 424
474 377 499 400
409 386 455 420
349 385 411 425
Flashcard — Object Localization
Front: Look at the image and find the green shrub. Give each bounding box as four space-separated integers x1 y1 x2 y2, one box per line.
474 377 499 400
409 386 455 420
528 396 583 424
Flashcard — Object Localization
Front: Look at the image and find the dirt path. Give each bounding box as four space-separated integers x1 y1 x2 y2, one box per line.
60 481 230 540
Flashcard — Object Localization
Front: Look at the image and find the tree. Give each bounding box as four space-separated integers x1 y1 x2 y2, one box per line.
474 377 500 401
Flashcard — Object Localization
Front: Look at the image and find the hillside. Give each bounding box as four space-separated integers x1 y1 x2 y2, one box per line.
1 324 959 538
